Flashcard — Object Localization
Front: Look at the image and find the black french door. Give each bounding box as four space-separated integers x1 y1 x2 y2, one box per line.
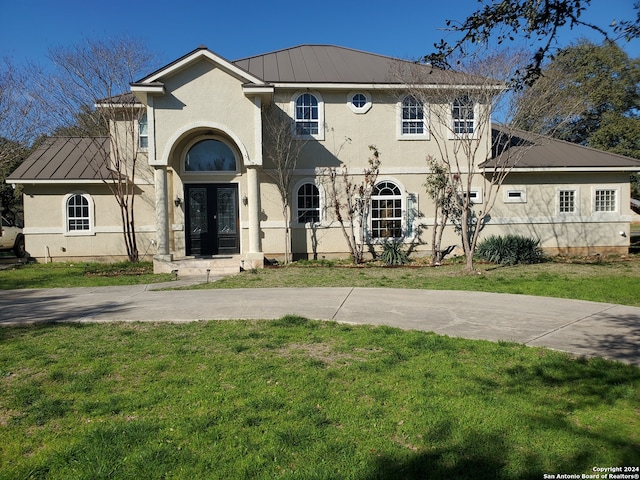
185 184 239 256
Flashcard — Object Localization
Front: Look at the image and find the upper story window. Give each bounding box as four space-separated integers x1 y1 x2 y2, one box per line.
184 138 237 172
399 95 428 139
65 193 93 235
139 113 148 149
347 91 372 114
295 93 319 136
452 96 475 135
595 189 617 212
296 182 321 224
371 181 403 239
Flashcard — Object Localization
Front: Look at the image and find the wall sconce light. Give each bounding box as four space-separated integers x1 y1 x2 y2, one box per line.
242 195 248 206
174 196 182 207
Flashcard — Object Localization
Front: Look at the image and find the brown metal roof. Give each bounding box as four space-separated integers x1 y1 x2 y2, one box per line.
8 137 111 182
485 125 640 170
232 44 465 85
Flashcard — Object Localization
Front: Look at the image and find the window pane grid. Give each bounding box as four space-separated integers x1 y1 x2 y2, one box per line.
67 194 90 231
452 97 475 134
295 94 319 136
595 189 616 212
402 96 424 135
297 183 320 224
559 190 575 213
371 182 403 239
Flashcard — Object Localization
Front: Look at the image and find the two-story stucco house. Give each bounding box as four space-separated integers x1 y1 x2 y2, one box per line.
8 45 640 273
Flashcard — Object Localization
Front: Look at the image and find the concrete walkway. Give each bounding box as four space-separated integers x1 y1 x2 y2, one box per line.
1 280 638 366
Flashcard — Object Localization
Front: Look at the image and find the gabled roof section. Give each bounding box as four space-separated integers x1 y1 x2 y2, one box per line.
7 137 111 183
485 125 640 171
131 46 266 92
231 44 471 85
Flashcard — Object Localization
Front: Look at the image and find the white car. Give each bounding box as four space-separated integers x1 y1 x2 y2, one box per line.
0 216 25 258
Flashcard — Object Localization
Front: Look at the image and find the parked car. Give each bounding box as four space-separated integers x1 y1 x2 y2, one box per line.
0 215 25 257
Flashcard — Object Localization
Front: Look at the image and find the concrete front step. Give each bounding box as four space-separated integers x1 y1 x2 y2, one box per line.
154 255 243 276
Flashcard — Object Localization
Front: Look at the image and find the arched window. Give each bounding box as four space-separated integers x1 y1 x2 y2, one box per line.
296 183 321 224
295 93 319 136
400 95 426 136
452 96 475 135
65 193 93 234
184 138 237 172
371 181 403 239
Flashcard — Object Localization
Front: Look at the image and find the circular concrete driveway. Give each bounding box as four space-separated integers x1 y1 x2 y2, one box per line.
1 285 638 365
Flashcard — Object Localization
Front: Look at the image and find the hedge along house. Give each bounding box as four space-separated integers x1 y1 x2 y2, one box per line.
8 45 640 273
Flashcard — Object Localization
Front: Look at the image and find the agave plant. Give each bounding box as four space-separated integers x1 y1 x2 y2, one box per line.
380 240 409 266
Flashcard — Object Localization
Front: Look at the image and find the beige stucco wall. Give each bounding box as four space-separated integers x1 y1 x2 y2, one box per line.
152 59 259 167
17 55 634 264
20 181 158 262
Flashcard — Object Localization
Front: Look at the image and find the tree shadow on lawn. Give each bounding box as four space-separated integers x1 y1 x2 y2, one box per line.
363 353 640 480
0 289 127 326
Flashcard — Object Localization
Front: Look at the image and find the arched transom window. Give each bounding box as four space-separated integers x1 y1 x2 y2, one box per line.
296 183 320 224
294 93 319 136
452 96 475 135
65 193 93 235
371 181 403 239
184 138 237 172
401 95 425 136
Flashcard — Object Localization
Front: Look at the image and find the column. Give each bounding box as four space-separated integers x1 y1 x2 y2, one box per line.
154 166 171 261
246 165 263 267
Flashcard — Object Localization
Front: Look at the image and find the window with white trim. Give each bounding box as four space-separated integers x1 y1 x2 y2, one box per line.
595 189 616 212
504 189 526 203
399 95 428 139
139 113 148 149
464 189 483 204
296 183 321 224
65 193 93 234
452 96 475 135
559 189 576 213
347 91 372 114
371 181 403 239
294 93 321 138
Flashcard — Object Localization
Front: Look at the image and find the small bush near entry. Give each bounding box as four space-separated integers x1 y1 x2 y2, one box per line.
380 240 410 265
476 234 544 265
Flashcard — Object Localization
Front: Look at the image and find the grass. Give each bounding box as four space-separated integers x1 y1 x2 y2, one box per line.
185 256 640 307
1 319 639 479
0 261 172 289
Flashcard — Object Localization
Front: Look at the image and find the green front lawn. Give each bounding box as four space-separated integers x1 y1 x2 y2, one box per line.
1 319 638 479
0 261 172 289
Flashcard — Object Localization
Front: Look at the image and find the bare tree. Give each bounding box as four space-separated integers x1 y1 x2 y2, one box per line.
0 58 45 215
262 104 307 264
325 146 380 264
33 37 156 262
400 50 579 272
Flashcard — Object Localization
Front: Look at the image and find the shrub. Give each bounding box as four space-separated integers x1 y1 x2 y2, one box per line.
380 240 410 265
476 235 544 265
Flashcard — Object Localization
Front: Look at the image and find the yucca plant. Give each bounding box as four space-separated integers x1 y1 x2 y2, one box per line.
380 240 410 265
476 234 544 265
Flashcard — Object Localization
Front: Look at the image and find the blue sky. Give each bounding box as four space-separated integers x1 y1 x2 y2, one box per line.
1 0 638 75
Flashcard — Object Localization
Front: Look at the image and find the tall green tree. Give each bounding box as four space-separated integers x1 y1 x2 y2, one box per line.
514 40 640 149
